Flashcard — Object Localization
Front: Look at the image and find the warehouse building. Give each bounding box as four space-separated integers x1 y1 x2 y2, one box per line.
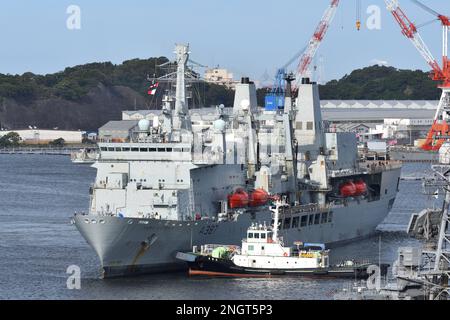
98 120 139 142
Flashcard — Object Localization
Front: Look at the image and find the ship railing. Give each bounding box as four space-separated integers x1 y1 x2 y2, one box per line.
280 203 330 215
358 160 402 174
199 244 239 256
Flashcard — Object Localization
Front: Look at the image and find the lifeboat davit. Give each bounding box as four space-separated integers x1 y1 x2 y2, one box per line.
249 189 269 207
228 188 249 209
354 180 367 196
339 182 357 197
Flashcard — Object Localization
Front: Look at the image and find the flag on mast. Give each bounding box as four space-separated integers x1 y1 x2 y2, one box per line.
148 82 159 95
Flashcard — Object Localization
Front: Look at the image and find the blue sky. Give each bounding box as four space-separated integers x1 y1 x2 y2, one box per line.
0 0 448 83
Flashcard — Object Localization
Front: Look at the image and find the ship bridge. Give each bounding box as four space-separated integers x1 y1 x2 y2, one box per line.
98 142 192 161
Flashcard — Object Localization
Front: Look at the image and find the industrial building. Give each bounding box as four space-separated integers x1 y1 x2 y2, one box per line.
120 100 438 139
98 120 139 142
0 129 83 144
204 68 235 89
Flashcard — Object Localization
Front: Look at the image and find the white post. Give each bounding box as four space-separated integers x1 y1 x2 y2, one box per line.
271 200 281 242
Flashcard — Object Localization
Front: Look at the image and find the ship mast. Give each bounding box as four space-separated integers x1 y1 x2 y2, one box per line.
173 44 192 132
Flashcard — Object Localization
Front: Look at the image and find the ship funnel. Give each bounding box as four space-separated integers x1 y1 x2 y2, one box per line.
233 77 257 115
301 78 311 84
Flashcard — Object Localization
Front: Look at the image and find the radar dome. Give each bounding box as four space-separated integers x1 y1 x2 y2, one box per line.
213 118 226 132
240 99 250 111
138 119 151 131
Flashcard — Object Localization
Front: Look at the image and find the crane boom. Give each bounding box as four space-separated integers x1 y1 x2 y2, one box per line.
296 0 340 81
384 0 450 151
384 0 444 81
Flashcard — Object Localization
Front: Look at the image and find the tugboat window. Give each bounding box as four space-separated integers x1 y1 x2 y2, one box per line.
261 233 266 239
254 233 260 239
248 233 253 238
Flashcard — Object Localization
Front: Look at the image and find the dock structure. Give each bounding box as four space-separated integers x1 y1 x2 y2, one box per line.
0 146 90 156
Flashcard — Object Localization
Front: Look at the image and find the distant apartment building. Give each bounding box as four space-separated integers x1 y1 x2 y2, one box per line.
204 68 235 89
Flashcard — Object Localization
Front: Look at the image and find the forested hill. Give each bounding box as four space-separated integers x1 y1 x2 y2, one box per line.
0 62 441 131
318 65 440 100
0 57 234 131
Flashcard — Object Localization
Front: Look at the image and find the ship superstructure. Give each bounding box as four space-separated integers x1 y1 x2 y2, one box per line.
73 44 401 277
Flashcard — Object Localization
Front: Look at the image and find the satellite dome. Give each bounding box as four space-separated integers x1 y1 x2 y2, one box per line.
138 119 151 131
213 118 226 132
240 99 250 111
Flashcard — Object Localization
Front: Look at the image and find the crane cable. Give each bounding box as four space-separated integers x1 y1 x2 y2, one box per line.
356 0 362 31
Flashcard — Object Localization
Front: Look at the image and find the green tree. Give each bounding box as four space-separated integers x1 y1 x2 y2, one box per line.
49 138 65 147
0 132 21 147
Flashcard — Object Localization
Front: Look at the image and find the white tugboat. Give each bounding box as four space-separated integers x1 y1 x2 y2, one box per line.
177 199 388 278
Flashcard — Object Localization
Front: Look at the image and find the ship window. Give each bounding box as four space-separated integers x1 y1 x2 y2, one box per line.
292 217 299 228
158 148 165 152
301 215 307 227
140 148 148 152
321 212 328 224
122 147 130 151
183 148 190 152
248 233 254 239
131 147 139 152
248 245 254 251
328 211 333 223
254 233 260 239
107 147 114 151
174 148 182 152
307 122 313 130
296 122 302 130
314 214 320 225
385 189 388 195
283 218 291 229
308 215 314 226
261 233 266 239
115 147 122 151
149 148 156 152
166 148 173 152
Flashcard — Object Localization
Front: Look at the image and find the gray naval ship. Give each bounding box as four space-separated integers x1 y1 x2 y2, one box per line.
73 44 402 278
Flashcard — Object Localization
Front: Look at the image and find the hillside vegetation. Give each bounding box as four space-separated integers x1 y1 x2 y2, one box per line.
318 65 440 100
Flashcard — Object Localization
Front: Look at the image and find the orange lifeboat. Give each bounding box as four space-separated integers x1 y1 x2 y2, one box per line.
354 180 367 196
339 181 357 197
228 188 249 209
249 189 269 207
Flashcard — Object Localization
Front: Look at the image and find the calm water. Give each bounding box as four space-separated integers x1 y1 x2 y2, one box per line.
0 155 434 299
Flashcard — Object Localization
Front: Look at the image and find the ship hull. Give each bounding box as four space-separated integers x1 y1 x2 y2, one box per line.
74 167 401 278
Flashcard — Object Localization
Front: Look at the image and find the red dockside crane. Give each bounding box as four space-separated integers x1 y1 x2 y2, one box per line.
296 0 340 84
384 0 450 151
